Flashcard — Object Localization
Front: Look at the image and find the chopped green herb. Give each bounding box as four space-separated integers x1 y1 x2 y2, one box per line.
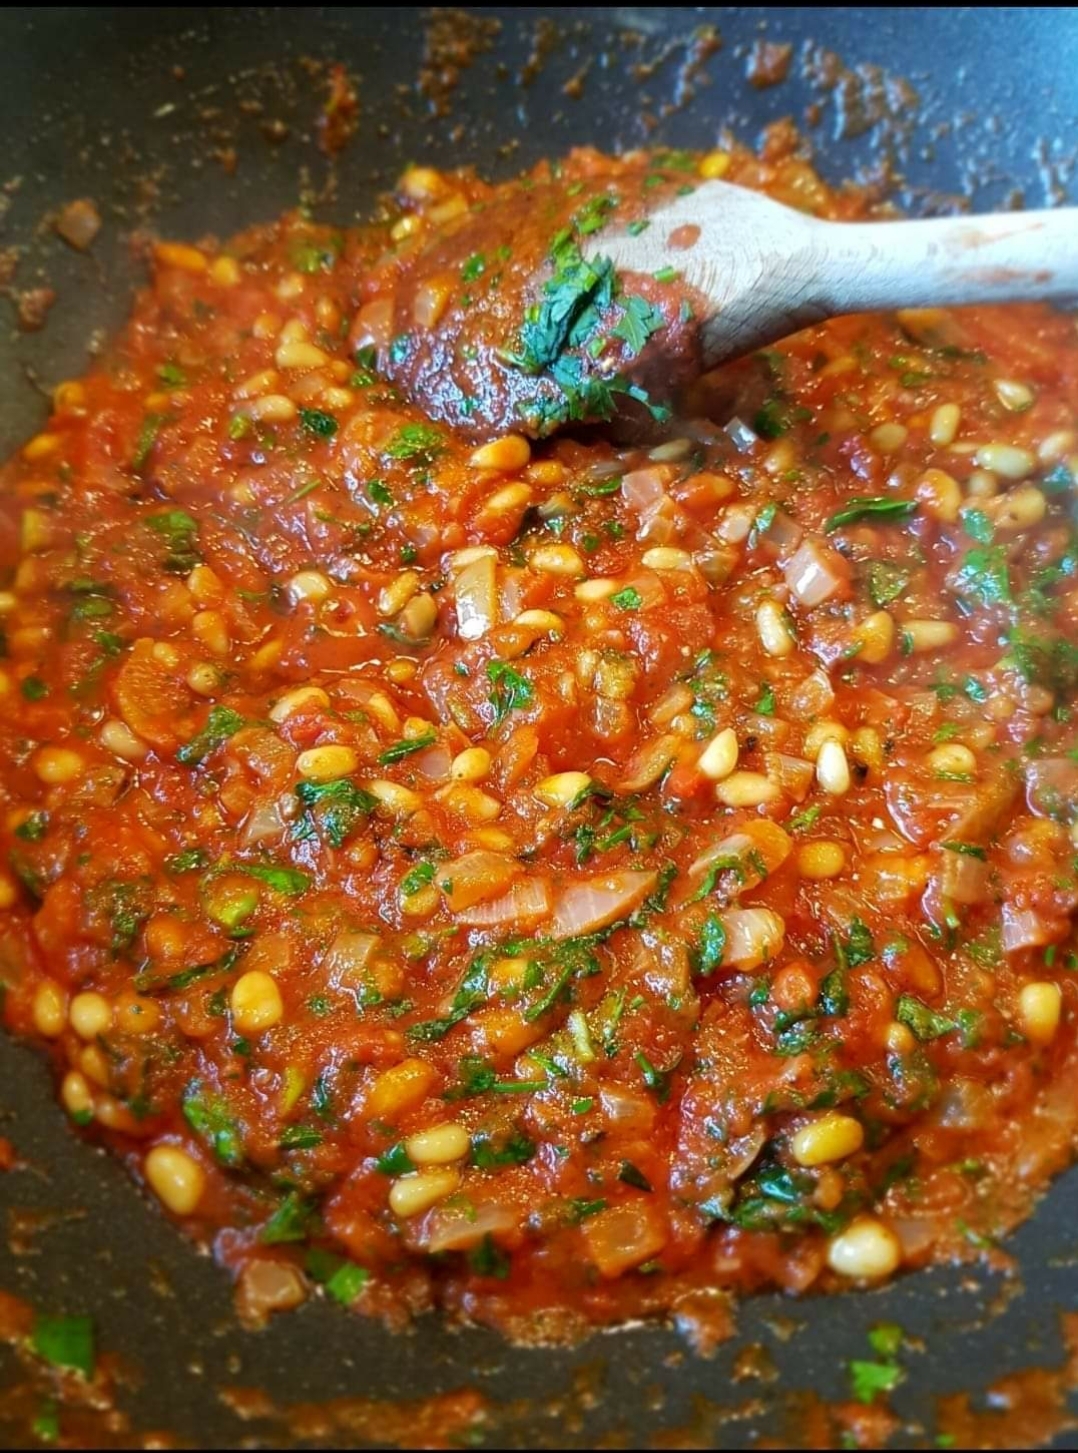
235 862 310 895
15 811 48 843
165 847 208 875
748 503 778 550
280 1125 323 1150
754 682 776 716
176 706 246 766
940 840 987 860
753 397 812 440
182 1082 244 1166
954 545 1012 608
157 362 187 388
94 630 125 657
375 1141 415 1176
469 1235 511 1278
611 586 642 611
693 913 727 977
471 1128 536 1169
788 805 821 834
31 1314 95 1379
635 1049 674 1102
849 1358 903 1404
618 1160 652 1192
896 994 955 1042
867 560 911 608
296 777 376 849
299 408 339 439
385 422 444 463
131 414 165 471
146 508 201 573
261 1191 316 1244
378 731 437 765
612 294 665 356
653 265 680 283
288 233 343 274
305 1247 368 1305
961 507 994 544
487 660 534 727
21 676 48 701
868 1322 904 1359
31 1399 60 1442
461 252 486 282
826 497 917 532
567 1197 607 1224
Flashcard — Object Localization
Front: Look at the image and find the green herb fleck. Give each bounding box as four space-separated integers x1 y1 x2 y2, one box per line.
176 706 246 766
32 1315 95 1379
299 409 339 439
826 497 917 532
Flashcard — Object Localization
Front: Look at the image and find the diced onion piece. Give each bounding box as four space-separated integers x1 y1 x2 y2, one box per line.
324 930 380 985
766 752 815 802
551 871 658 940
620 467 667 514
1025 758 1078 821
412 744 452 781
440 850 521 911
1002 903 1059 954
236 1259 308 1326
241 797 289 847
723 416 758 453
620 734 680 792
422 1200 518 1254
720 908 786 970
599 1087 656 1134
689 820 792 886
454 554 497 641
784 538 847 606
581 1200 667 1279
931 845 991 905
457 876 552 928
353 296 394 353
112 638 190 750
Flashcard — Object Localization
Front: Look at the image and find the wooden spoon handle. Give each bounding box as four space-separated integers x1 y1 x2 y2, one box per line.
595 182 1078 368
815 207 1078 315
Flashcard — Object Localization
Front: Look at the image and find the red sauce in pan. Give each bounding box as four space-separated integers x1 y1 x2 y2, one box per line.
2 141 1078 1340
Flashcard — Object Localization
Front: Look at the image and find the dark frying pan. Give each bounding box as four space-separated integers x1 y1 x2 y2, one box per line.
2 8 1078 1448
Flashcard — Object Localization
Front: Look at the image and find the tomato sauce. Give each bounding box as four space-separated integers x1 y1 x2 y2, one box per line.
2 140 1078 1340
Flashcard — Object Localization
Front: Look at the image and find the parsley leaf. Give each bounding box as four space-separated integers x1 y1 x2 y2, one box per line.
176 706 246 766
825 497 917 533
954 545 1012 608
182 1082 244 1165
849 1358 903 1404
693 912 727 976
235 862 310 895
32 1315 95 1379
378 732 437 765
296 778 376 849
612 295 665 356
384 423 444 463
299 409 338 439
896 994 955 1042
867 560 911 607
487 660 534 726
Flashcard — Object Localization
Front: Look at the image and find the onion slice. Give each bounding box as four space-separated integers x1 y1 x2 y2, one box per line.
551 870 658 939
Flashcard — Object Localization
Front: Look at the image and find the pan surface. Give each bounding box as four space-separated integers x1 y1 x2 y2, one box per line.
1 7 1078 1447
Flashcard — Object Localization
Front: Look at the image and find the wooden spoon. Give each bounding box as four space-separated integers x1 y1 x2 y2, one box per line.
366 173 1078 439
590 180 1078 371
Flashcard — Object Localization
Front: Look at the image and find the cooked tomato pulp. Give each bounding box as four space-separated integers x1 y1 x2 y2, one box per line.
3 142 1078 1338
